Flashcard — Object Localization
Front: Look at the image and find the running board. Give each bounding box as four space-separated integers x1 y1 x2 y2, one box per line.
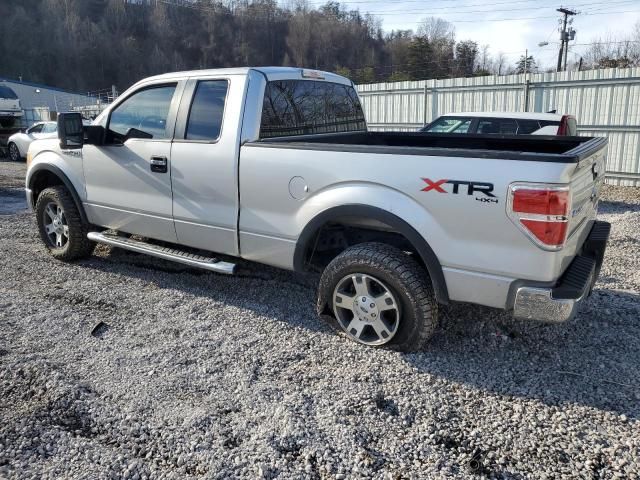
87 232 236 275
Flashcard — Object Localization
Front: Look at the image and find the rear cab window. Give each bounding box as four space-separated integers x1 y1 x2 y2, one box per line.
260 80 366 138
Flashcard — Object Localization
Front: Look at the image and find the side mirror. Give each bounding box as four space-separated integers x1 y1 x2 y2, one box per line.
57 112 84 150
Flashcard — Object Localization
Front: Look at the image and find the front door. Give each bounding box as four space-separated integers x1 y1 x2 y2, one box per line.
82 82 183 243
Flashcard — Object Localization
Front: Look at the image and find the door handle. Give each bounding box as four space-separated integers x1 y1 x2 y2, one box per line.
150 155 167 173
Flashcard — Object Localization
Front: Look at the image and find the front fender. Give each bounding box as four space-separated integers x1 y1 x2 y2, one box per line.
26 141 87 222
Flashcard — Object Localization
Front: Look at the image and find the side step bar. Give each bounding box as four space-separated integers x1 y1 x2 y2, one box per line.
87 232 236 275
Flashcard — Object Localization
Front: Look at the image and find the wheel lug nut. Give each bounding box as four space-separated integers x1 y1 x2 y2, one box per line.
370 303 375 308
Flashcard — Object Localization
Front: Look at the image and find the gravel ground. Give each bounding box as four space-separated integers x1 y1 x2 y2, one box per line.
1 159 639 480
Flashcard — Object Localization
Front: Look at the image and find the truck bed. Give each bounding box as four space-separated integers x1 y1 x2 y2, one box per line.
251 132 606 163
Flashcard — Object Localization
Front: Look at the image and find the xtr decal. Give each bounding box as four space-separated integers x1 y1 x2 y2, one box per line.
420 178 498 204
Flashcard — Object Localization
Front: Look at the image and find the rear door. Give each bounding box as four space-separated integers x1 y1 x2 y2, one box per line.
169 75 247 255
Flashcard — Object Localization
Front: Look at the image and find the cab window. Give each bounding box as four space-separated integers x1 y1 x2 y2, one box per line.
109 84 177 140
185 80 228 141
260 80 366 138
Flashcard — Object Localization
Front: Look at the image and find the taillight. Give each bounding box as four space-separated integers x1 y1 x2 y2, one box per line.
508 183 571 250
557 115 569 135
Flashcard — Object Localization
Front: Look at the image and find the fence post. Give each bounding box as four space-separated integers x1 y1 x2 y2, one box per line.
431 88 438 123
423 85 428 126
523 80 530 112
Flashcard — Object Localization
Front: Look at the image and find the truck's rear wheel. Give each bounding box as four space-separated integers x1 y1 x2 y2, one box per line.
317 242 438 351
35 186 95 261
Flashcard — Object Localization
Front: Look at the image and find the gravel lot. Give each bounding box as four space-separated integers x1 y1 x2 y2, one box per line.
1 159 639 480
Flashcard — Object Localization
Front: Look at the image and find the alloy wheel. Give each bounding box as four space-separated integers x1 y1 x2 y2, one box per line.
332 273 401 345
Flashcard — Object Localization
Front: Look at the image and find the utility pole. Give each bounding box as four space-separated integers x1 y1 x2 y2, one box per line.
556 7 576 72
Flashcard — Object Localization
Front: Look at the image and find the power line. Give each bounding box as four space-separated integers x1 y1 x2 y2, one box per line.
362 0 637 16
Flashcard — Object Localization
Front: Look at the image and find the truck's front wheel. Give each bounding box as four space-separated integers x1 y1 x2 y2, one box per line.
317 242 438 351
35 186 95 261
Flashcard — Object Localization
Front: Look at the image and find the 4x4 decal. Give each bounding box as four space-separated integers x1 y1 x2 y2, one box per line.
421 178 498 203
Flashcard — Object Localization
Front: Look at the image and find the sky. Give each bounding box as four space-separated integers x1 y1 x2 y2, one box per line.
307 0 640 69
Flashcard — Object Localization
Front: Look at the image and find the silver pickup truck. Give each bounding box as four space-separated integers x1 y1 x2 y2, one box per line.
25 67 610 351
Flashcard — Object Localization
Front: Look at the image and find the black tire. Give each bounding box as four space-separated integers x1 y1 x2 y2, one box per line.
8 143 21 162
317 242 438 352
35 186 95 261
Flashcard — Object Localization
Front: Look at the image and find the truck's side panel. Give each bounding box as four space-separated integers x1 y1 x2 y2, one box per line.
238 144 590 309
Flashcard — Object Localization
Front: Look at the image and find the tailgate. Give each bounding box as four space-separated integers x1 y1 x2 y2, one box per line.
567 140 607 239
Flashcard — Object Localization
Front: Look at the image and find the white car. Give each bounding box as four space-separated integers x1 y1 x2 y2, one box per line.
7 121 57 161
0 85 23 127
420 112 578 136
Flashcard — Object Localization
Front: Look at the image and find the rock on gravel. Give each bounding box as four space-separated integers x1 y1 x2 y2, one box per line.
1 160 639 479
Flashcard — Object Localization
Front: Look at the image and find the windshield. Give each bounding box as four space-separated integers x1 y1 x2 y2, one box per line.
421 117 472 133
0 86 18 99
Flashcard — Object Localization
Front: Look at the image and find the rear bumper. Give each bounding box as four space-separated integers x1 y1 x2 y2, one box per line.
513 220 611 323
0 110 23 117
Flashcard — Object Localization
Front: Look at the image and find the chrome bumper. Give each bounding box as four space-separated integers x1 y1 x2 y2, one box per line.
513 221 610 323
513 277 592 323
25 188 34 212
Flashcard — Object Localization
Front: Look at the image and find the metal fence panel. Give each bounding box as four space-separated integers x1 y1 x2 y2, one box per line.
357 67 640 186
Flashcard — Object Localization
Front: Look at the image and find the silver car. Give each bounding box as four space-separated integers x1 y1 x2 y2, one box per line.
8 121 57 161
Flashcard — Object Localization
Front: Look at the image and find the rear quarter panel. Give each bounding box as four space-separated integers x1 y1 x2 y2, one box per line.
238 144 581 284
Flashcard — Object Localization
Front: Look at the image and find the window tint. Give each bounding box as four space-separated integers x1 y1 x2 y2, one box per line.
422 117 472 133
260 80 366 138
516 119 541 134
185 80 228 141
0 86 18 99
109 85 176 139
477 118 517 135
28 124 44 134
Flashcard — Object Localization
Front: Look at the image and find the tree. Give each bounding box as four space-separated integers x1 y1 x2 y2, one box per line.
455 40 478 76
516 55 537 74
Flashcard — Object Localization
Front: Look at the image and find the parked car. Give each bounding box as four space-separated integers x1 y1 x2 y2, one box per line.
420 112 578 136
26 67 609 351
0 85 23 127
7 121 57 161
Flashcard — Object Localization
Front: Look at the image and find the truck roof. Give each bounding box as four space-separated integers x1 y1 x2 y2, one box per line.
142 67 352 86
442 111 567 121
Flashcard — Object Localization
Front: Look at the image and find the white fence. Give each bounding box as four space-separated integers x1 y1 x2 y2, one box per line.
357 67 640 186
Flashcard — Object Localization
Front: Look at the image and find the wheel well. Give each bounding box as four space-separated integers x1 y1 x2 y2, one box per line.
28 166 89 224
294 206 449 304
302 220 419 270
30 170 64 206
